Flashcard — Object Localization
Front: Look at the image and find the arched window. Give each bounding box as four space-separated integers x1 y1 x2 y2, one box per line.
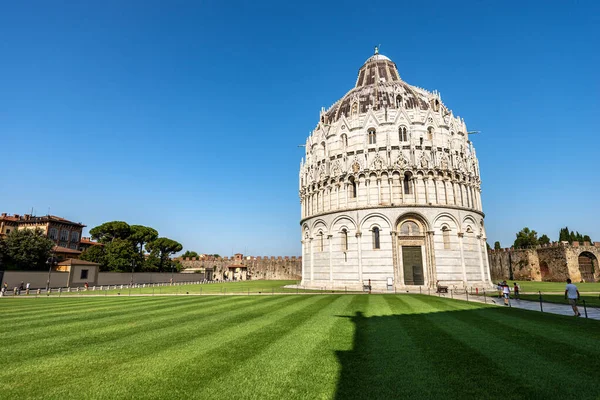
427 126 434 141
403 172 412 194
442 226 451 249
318 232 324 252
368 128 376 145
341 229 348 251
351 103 358 116
341 134 347 148
399 126 408 142
349 177 357 198
396 95 402 108
373 227 380 249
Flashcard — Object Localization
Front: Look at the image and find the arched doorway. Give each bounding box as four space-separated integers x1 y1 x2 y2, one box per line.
397 218 427 286
540 261 550 281
578 252 598 282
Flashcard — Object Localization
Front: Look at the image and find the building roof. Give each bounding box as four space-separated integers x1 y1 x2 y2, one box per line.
53 246 83 255
0 213 85 227
57 258 100 267
80 237 102 246
323 50 444 124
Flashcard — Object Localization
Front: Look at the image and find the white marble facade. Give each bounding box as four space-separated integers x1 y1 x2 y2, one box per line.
299 49 493 290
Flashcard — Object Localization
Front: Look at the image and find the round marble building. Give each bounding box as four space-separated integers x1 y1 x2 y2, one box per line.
299 49 492 290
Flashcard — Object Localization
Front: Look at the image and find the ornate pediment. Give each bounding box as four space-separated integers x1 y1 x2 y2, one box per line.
393 153 409 170
371 154 385 171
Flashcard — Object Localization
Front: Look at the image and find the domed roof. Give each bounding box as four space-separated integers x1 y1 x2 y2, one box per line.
324 50 434 123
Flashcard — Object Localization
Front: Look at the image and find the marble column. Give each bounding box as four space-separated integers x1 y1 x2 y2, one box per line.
458 232 467 285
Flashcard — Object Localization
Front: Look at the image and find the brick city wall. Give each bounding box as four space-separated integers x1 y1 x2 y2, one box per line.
177 255 302 281
488 242 600 282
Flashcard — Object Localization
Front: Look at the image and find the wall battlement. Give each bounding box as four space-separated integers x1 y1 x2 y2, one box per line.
488 241 600 253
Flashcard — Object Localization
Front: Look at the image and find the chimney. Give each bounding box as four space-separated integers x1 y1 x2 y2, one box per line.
24 214 31 220
14 214 20 219
1 213 6 217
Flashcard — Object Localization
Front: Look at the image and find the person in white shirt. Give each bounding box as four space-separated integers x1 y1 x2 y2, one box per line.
564 279 581 317
502 280 510 306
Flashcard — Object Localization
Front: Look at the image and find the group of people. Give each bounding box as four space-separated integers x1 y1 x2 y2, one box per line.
1 281 30 296
495 279 582 317
496 281 520 305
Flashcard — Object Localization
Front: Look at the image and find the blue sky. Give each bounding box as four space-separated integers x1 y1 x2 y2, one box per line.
1 1 598 255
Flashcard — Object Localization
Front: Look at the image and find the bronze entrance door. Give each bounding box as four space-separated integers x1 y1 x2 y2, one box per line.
402 246 424 285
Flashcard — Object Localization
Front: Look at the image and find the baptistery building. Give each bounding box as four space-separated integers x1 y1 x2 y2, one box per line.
299 49 492 290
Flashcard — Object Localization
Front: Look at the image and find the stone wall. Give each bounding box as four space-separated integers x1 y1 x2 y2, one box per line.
176 254 302 281
1 271 208 289
488 242 600 282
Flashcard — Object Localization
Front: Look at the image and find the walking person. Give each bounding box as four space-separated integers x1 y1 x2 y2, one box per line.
564 279 581 317
513 282 520 300
502 281 510 306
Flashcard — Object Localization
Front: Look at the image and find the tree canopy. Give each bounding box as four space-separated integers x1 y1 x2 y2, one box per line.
84 221 183 272
494 241 502 250
90 221 131 243
559 226 592 244
181 250 199 258
2 229 55 270
146 238 183 272
513 227 539 248
538 234 551 245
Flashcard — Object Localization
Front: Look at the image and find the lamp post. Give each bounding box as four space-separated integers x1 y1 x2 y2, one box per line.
45 254 58 292
130 260 136 288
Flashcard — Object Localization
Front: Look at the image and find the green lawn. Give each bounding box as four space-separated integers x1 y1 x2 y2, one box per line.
2 294 599 399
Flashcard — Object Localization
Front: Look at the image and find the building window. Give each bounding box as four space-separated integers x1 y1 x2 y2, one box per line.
403 173 412 194
368 129 376 145
70 243 78 250
396 95 402 108
341 134 347 147
318 232 324 252
49 228 58 240
71 231 80 242
5 229 10 234
399 127 408 142
427 126 434 141
341 229 348 251
373 227 380 249
59 230 69 241
442 227 451 249
80 269 88 280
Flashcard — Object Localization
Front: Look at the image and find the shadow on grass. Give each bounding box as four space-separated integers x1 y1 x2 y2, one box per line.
334 305 600 400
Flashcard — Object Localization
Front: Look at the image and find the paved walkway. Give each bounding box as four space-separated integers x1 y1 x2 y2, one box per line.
433 291 600 320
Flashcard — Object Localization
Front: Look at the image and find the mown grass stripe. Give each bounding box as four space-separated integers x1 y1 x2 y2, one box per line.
0 296 303 394
56 295 327 399
196 295 356 399
0 296 231 337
